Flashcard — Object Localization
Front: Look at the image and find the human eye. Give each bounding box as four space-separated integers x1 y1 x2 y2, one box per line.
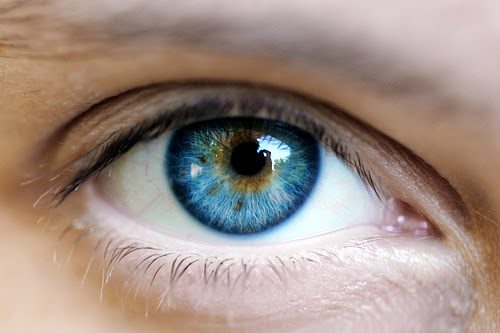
35 82 472 331
90 85 402 243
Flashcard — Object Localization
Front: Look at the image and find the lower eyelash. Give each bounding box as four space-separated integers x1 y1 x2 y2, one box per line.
47 202 396 319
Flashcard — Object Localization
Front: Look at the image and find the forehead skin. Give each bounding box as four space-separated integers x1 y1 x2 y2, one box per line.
0 0 498 332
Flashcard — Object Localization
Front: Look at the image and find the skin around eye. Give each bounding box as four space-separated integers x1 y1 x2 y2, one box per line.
0 0 497 330
35 84 473 331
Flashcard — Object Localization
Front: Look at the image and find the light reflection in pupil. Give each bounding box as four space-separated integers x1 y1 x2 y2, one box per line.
230 141 268 176
257 135 291 171
230 136 291 176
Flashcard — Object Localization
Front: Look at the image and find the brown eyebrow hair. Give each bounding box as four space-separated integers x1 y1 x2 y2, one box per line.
0 0 482 121
0 0 450 107
0 0 51 54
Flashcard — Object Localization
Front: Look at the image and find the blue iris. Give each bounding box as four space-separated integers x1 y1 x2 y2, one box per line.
166 117 320 235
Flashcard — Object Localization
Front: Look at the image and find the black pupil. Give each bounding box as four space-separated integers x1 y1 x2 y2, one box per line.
230 141 267 176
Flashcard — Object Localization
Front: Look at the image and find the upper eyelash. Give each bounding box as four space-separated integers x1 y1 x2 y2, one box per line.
43 84 385 209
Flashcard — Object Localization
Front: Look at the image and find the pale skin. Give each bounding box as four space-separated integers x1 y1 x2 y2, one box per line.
0 1 499 332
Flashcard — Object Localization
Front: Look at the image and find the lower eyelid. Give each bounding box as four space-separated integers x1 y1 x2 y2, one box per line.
50 183 474 330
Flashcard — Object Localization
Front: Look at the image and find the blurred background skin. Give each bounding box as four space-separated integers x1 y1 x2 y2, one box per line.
0 0 499 332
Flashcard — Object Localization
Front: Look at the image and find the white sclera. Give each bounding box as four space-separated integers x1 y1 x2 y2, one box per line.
100 133 384 244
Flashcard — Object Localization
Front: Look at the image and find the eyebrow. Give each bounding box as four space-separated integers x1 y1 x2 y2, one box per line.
3 0 429 89
1 0 497 117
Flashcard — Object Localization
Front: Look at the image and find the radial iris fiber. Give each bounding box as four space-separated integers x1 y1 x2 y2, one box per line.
166 117 320 234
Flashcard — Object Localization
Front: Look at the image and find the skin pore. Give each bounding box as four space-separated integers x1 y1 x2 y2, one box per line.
0 0 498 332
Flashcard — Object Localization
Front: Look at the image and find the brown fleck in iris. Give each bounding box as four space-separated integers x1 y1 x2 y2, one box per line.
233 200 244 211
230 156 274 192
208 185 221 196
199 156 207 164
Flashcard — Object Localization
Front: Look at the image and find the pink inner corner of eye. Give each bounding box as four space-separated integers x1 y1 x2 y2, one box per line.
381 199 435 237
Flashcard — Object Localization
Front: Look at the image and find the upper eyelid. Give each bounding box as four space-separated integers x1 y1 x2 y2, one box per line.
36 81 338 170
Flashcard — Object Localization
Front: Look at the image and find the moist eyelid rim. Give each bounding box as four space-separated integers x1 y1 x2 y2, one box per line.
46 83 385 208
